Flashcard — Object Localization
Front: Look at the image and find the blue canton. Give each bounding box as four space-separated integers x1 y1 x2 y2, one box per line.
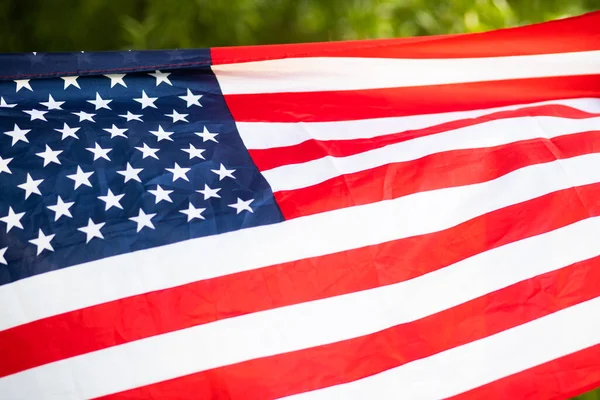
0 52 284 285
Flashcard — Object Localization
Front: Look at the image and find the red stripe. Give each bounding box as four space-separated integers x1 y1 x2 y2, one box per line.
450 345 600 400
250 105 599 171
98 257 600 400
2 182 600 378
211 11 600 64
224 75 600 122
275 130 600 219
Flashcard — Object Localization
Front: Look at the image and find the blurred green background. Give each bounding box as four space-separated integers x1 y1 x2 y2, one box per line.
1 0 599 398
0 0 599 51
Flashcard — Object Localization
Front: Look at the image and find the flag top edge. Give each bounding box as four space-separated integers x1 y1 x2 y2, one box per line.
0 11 599 80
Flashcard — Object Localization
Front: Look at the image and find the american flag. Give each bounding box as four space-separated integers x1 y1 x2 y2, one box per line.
1 11 600 400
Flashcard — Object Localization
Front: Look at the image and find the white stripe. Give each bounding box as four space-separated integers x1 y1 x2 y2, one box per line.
263 116 600 192
3 216 600 399
2 153 600 333
212 51 600 94
283 296 600 400
237 98 600 149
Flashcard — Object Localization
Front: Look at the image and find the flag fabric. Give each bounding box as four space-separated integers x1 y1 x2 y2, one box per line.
1 11 600 400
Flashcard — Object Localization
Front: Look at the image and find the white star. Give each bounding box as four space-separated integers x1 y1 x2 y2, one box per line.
195 127 218 143
117 162 143 183
40 94 64 110
0 207 24 232
86 143 112 161
72 111 96 122
67 166 94 189
149 70 172 86
148 185 173 204
36 144 62 166
150 125 174 142
47 196 74 221
196 184 221 200
0 247 6 265
182 144 205 160
211 163 235 180
180 202 206 222
228 198 254 214
179 88 202 107
54 123 80 140
104 74 127 88
15 79 32 92
4 124 31 145
129 209 156 232
0 155 13 174
29 229 55 255
165 109 189 123
103 124 128 139
18 173 43 199
87 92 112 110
78 218 105 243
98 189 124 210
166 162 191 182
62 76 80 89
0 97 17 108
134 90 157 109
118 111 143 122
23 109 48 121
135 143 160 160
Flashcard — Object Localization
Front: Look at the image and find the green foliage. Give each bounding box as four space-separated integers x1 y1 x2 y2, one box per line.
574 388 600 400
1 0 599 398
1 0 599 51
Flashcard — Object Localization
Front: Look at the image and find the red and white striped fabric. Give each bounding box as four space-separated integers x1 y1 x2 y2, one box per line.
3 11 600 399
